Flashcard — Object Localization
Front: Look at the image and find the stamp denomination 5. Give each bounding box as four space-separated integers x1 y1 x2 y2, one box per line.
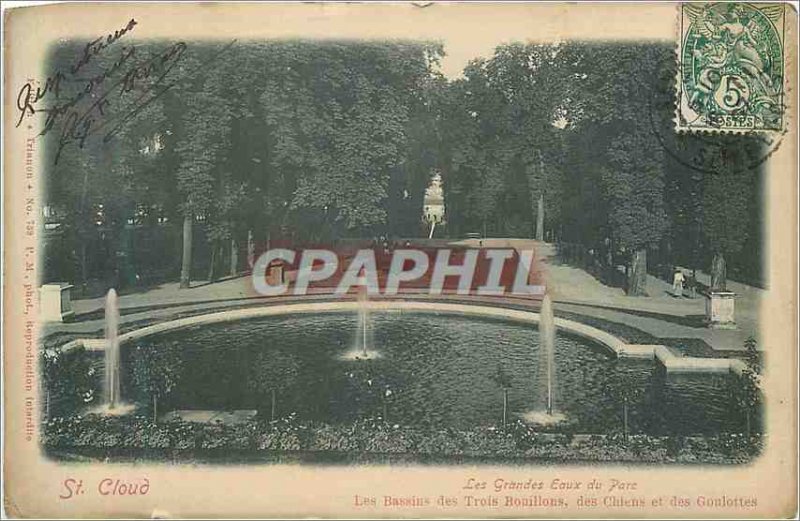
677 3 786 133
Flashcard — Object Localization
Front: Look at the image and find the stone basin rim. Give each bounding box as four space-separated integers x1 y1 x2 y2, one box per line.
53 300 746 375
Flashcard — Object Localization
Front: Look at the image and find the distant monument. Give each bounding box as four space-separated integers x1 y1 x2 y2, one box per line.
423 172 445 238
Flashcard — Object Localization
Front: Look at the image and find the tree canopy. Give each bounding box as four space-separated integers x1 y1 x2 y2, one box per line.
41 39 765 291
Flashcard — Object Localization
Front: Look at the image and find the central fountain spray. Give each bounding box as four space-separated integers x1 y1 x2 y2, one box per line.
521 292 566 425
340 280 380 360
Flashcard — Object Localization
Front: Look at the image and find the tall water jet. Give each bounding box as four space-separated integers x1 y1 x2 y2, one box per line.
539 293 556 415
104 288 121 409
521 292 565 425
340 281 379 360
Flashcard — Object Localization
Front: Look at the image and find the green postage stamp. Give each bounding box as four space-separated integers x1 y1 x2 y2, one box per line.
678 2 786 132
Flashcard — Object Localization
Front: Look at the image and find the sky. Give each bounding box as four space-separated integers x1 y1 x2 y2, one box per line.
3 2 677 79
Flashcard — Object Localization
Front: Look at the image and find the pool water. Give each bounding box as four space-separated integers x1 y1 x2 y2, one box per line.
117 312 747 435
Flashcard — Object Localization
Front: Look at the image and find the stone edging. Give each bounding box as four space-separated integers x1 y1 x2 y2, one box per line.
54 300 746 375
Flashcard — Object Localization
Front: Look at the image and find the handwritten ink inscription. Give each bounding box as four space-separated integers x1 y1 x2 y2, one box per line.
14 19 199 164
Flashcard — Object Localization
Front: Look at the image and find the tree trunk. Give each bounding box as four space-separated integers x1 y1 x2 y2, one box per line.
627 249 648 296
230 237 238 277
217 243 224 278
535 194 544 241
80 242 88 289
46 390 51 420
711 252 727 291
207 241 219 282
247 229 255 269
79 167 90 291
179 214 193 289
270 389 276 422
153 395 158 423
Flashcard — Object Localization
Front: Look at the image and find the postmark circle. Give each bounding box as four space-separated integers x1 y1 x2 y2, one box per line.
650 52 784 175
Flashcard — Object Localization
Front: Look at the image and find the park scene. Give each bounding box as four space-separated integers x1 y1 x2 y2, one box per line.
38 38 765 464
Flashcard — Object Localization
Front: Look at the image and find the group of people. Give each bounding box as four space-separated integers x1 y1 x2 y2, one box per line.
370 236 413 256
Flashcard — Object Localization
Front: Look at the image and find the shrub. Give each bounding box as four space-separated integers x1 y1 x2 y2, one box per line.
41 347 98 418
41 414 764 464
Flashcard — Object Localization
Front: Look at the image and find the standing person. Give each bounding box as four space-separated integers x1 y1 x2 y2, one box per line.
687 271 697 299
672 267 685 297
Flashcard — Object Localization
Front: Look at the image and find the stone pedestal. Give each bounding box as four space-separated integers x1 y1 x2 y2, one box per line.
40 283 74 322
705 291 736 329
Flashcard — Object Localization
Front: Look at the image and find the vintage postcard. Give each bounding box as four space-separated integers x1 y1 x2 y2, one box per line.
3 1 798 518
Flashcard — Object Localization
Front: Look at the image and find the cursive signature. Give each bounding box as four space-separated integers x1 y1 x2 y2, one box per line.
15 18 138 129
16 17 236 165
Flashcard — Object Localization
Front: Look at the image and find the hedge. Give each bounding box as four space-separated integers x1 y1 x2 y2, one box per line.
42 414 763 464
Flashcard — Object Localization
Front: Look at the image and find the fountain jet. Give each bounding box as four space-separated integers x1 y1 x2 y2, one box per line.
84 288 134 416
104 288 121 409
540 293 555 416
340 279 380 360
521 292 566 425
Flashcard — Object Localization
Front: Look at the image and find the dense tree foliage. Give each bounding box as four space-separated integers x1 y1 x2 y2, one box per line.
42 40 442 288
41 40 764 292
439 44 567 238
438 42 764 294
